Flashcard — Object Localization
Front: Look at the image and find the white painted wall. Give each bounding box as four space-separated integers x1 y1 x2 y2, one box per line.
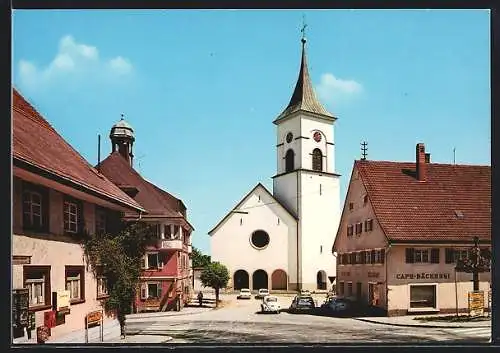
210 185 297 290
299 171 340 290
273 173 298 217
299 114 336 174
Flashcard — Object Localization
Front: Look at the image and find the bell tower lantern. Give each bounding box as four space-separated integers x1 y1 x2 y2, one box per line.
110 115 135 167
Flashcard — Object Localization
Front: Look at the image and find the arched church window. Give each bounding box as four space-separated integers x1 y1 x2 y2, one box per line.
285 149 295 172
312 148 323 171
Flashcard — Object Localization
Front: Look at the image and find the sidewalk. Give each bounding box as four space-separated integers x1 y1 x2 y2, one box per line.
13 306 212 345
354 315 492 329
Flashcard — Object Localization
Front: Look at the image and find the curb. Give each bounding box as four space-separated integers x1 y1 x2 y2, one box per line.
126 307 214 321
354 317 492 329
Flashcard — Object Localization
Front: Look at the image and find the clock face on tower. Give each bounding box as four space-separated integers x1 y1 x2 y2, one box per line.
313 131 322 143
286 132 294 143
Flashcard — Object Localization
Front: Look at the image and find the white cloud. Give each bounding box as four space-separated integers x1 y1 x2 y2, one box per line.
108 56 132 75
316 73 363 105
17 35 133 90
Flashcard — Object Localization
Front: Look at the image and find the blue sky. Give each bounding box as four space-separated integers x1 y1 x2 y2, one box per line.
12 10 490 255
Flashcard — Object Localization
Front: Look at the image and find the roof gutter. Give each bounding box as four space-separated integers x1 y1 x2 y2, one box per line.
14 156 147 213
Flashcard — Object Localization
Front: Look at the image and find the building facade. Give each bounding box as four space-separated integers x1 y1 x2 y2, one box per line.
99 119 194 312
333 143 491 316
209 36 341 292
12 89 146 340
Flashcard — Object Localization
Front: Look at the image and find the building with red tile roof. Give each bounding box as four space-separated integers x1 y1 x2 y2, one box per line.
333 143 491 316
98 118 194 313
12 88 146 341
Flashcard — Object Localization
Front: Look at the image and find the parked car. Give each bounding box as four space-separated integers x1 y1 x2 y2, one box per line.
237 288 252 300
319 297 363 316
260 295 281 314
300 289 311 296
289 295 316 314
255 288 270 299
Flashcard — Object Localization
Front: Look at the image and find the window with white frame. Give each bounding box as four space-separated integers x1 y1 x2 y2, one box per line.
410 285 436 309
414 249 430 263
64 200 79 233
24 266 50 308
65 266 84 302
142 253 161 269
374 250 382 263
365 251 371 264
23 190 43 230
141 282 162 300
96 267 108 298
355 252 362 264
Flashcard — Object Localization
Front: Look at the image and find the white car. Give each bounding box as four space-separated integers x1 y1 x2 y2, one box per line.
300 289 311 296
237 288 252 300
255 288 270 299
261 295 281 314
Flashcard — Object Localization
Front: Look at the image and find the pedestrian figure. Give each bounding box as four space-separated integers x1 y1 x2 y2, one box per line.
197 291 203 307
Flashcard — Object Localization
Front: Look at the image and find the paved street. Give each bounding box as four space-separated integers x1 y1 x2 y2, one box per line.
122 294 491 344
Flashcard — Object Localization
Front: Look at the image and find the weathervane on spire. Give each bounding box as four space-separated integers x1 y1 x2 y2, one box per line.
301 14 307 44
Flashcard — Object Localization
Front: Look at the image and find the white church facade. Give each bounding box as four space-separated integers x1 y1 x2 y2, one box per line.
209 36 341 292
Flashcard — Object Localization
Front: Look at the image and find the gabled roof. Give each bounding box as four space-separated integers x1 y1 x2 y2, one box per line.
208 183 298 235
98 151 193 230
274 39 335 123
350 160 491 243
12 88 145 212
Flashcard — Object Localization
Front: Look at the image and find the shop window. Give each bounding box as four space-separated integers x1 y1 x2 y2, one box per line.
65 266 85 304
410 285 436 309
24 266 51 310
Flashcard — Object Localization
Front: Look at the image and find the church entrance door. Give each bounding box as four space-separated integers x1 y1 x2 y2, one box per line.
271 269 287 290
233 270 249 290
252 270 268 290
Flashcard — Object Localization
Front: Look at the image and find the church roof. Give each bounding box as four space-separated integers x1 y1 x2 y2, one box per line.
208 183 298 235
274 38 335 123
12 88 146 213
98 151 194 230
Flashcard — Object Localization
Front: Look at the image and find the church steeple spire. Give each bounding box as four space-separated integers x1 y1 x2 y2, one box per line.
274 24 335 123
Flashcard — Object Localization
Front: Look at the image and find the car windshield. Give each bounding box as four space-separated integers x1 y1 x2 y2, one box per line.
266 297 277 302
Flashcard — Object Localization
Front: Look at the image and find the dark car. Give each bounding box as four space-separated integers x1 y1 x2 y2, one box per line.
289 295 316 314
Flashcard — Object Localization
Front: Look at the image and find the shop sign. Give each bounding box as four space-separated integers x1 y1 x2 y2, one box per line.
12 255 31 265
53 290 70 313
395 272 450 280
468 291 484 317
367 271 380 278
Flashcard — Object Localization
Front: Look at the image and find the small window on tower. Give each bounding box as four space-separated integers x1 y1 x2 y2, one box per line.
312 149 323 171
285 149 294 172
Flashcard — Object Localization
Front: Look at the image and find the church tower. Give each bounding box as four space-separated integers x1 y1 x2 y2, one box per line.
110 116 135 167
272 31 341 291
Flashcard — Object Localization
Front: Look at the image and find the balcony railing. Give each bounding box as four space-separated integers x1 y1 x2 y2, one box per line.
157 239 183 250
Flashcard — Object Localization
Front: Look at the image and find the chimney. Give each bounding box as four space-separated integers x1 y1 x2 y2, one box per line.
425 153 431 163
416 143 427 181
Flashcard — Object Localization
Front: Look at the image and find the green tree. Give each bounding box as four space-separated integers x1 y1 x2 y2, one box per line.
191 246 211 268
199 261 229 307
81 221 155 337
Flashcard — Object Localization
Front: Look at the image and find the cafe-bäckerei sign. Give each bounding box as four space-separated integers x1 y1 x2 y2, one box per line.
468 290 484 317
395 272 451 280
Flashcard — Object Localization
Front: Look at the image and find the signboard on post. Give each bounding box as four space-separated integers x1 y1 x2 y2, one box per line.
468 290 484 317
53 290 71 313
85 310 104 343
